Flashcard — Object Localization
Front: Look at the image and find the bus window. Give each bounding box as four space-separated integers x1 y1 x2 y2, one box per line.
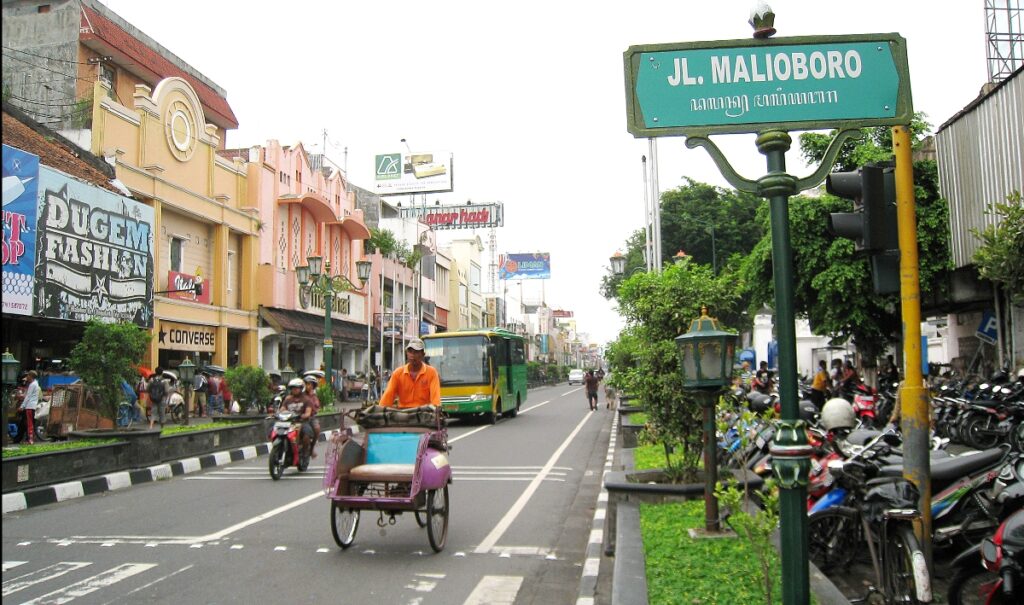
511 339 525 365
492 336 510 367
425 336 489 386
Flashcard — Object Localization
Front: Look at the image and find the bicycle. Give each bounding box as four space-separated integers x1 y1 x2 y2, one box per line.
807 432 932 604
116 400 143 428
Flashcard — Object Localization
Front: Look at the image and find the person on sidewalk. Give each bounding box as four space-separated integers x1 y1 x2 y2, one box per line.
208 371 224 415
19 370 40 444
147 367 167 429
583 370 599 411
810 359 829 409
192 370 209 418
379 339 441 409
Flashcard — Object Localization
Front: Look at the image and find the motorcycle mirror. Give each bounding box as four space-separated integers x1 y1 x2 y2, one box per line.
979 537 1001 567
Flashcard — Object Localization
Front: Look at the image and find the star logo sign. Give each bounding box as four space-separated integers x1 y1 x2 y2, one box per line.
158 327 168 344
92 276 110 307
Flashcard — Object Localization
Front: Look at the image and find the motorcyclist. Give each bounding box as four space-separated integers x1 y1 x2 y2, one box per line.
281 378 316 458
303 374 322 456
379 339 441 409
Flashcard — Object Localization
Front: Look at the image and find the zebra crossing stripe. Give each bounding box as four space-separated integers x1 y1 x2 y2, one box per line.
2 562 92 597
19 563 156 604
1 561 28 572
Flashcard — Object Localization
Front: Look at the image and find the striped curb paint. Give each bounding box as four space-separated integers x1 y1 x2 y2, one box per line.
577 411 618 605
3 430 338 514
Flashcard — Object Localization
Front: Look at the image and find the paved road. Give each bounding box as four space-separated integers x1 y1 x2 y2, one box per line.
2 383 616 604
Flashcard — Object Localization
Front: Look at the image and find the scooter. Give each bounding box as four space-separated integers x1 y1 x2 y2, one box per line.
268 410 311 480
947 508 1024 604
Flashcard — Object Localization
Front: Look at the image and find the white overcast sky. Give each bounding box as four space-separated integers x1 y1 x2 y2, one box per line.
98 0 989 345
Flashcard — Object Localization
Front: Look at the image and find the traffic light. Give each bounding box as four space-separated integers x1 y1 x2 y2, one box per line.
826 165 900 294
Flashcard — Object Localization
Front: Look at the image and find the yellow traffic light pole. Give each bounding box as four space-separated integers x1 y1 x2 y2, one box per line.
892 125 932 566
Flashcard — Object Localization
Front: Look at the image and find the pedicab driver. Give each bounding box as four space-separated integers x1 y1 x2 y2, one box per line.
379 338 441 409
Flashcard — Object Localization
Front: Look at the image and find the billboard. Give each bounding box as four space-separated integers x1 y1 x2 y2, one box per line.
2 144 40 316
374 150 453 195
499 253 551 280
398 202 503 230
34 166 155 327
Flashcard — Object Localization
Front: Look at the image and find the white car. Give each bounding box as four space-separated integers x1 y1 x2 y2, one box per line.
568 369 585 385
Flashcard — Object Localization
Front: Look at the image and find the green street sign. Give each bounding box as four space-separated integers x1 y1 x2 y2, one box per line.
624 33 912 137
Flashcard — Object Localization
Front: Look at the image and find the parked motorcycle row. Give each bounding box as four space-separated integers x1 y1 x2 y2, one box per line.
717 372 1023 604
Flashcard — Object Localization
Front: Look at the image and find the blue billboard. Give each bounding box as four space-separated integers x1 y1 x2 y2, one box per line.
2 144 40 316
498 252 551 280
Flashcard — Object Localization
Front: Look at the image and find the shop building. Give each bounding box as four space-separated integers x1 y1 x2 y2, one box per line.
3 0 260 370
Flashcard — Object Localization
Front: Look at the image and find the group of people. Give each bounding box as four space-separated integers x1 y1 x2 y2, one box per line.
137 366 230 428
807 356 892 408
277 373 323 458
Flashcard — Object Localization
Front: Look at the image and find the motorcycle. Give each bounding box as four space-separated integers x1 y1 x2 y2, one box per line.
268 410 311 480
947 508 1024 604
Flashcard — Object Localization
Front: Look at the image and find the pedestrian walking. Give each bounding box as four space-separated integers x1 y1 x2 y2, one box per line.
19 370 40 444
192 370 209 417
584 370 599 411
208 371 224 415
147 366 168 429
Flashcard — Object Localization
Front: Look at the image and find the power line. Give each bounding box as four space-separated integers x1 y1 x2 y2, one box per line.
2 51 97 83
2 45 99 66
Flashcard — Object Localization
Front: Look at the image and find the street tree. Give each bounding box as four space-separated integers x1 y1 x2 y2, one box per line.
742 121 952 363
972 191 1024 305
69 319 151 418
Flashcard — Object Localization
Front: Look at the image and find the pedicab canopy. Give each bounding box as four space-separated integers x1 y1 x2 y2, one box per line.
675 307 737 390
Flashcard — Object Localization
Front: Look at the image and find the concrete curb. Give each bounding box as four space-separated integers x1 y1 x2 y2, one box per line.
576 409 617 605
3 430 338 515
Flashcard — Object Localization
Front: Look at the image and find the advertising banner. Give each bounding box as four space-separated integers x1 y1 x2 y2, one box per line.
3 145 40 316
498 253 551 280
35 166 155 327
166 270 211 305
374 150 453 195
398 202 503 230
158 320 216 352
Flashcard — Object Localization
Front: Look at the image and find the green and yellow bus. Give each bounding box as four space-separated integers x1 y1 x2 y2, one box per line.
422 328 528 423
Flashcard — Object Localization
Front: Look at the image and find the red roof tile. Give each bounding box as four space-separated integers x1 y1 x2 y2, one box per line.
80 4 239 129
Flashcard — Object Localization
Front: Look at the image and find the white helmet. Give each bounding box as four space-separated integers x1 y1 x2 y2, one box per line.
287 378 304 389
821 397 856 431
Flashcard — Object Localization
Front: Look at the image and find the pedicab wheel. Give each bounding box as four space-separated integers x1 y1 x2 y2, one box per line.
414 511 428 528
426 485 449 553
330 501 359 549
269 443 284 480
170 404 185 423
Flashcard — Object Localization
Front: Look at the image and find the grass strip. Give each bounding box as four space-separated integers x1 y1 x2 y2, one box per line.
2 438 121 459
641 500 782 604
159 421 251 436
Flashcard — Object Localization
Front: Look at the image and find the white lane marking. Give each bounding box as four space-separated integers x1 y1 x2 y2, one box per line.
455 470 567 476
274 546 287 551
446 399 554 445
20 563 156 604
406 579 438 592
452 466 573 471
474 411 594 554
230 545 244 550
2 562 91 596
561 388 583 397
2 561 28 572
198 491 323 543
517 399 553 414
462 575 523 605
99 564 193 605
456 477 565 482
576 598 595 605
488 546 552 557
417 573 446 579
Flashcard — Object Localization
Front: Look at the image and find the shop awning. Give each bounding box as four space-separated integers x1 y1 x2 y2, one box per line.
259 307 378 345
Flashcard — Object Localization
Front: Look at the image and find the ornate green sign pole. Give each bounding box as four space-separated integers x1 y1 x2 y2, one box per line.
623 5 912 603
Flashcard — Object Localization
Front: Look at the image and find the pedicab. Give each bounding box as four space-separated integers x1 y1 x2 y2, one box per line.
323 404 451 552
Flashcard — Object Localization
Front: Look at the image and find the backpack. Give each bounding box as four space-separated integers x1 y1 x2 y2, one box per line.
194 373 208 393
148 377 167 402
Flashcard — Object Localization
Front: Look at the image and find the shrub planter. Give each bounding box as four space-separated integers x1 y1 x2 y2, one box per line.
2 441 130 493
68 427 162 467
602 467 763 556
620 419 645 449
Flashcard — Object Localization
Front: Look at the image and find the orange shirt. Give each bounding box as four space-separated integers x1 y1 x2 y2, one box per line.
379 363 441 408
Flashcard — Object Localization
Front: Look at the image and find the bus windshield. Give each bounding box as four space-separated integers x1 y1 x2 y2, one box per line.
424 335 489 386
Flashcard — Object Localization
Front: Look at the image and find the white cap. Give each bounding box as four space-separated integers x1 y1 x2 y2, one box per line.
407 338 425 351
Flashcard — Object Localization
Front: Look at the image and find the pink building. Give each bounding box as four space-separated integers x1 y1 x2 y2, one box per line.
229 141 371 377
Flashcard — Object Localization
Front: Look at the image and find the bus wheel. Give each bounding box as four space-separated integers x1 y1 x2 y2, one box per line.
483 401 498 424
507 396 520 418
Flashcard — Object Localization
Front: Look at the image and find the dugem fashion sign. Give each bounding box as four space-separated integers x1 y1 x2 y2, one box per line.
34 167 155 327
624 33 911 137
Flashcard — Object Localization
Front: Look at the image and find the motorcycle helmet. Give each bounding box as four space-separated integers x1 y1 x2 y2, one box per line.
303 375 318 385
821 397 856 431
287 378 304 389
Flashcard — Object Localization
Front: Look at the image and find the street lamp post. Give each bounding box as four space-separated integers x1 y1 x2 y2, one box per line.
2 350 22 446
675 307 736 533
178 356 195 426
295 256 369 398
